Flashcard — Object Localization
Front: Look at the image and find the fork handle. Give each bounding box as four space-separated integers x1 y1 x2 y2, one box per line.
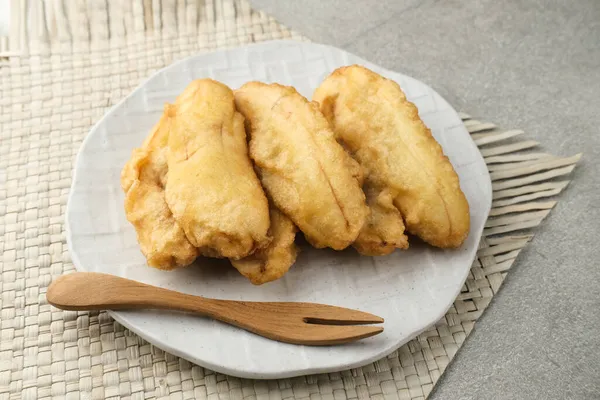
47 272 231 318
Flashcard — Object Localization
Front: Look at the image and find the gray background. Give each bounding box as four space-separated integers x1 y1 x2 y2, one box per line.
249 0 599 399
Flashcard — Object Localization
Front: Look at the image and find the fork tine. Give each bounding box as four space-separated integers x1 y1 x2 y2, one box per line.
301 304 384 325
282 324 384 345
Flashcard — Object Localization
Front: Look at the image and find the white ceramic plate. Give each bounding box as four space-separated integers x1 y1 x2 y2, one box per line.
66 40 492 379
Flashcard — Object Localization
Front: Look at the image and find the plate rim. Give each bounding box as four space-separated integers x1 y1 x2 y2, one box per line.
65 39 493 379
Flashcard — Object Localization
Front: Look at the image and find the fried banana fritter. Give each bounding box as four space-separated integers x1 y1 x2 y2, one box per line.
231 206 298 285
165 79 271 259
121 111 199 269
353 184 409 256
314 65 470 248
234 82 369 250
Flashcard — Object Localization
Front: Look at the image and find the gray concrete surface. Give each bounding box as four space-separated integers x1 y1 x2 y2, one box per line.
249 0 600 398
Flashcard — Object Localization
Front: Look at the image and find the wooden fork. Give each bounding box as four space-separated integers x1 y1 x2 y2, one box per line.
46 272 384 345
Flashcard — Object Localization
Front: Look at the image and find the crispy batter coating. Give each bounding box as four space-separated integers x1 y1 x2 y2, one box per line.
314 65 470 248
231 206 298 285
121 112 199 269
353 184 409 256
234 82 369 250
164 79 271 259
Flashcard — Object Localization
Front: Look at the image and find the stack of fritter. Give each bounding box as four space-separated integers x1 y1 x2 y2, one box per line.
121 66 470 285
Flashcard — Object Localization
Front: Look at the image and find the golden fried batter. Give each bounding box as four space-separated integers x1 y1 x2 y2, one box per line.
165 79 271 259
231 206 298 285
121 112 198 269
234 82 369 250
314 65 470 248
353 184 409 256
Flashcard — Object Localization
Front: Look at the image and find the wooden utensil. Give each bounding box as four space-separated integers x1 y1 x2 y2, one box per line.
46 272 384 345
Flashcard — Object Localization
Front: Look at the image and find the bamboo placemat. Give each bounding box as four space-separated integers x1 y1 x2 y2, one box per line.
0 1 580 399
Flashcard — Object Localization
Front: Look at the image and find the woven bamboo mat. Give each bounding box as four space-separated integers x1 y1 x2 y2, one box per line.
0 1 580 399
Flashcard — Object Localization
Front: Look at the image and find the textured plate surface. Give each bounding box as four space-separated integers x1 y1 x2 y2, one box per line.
66 40 492 379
